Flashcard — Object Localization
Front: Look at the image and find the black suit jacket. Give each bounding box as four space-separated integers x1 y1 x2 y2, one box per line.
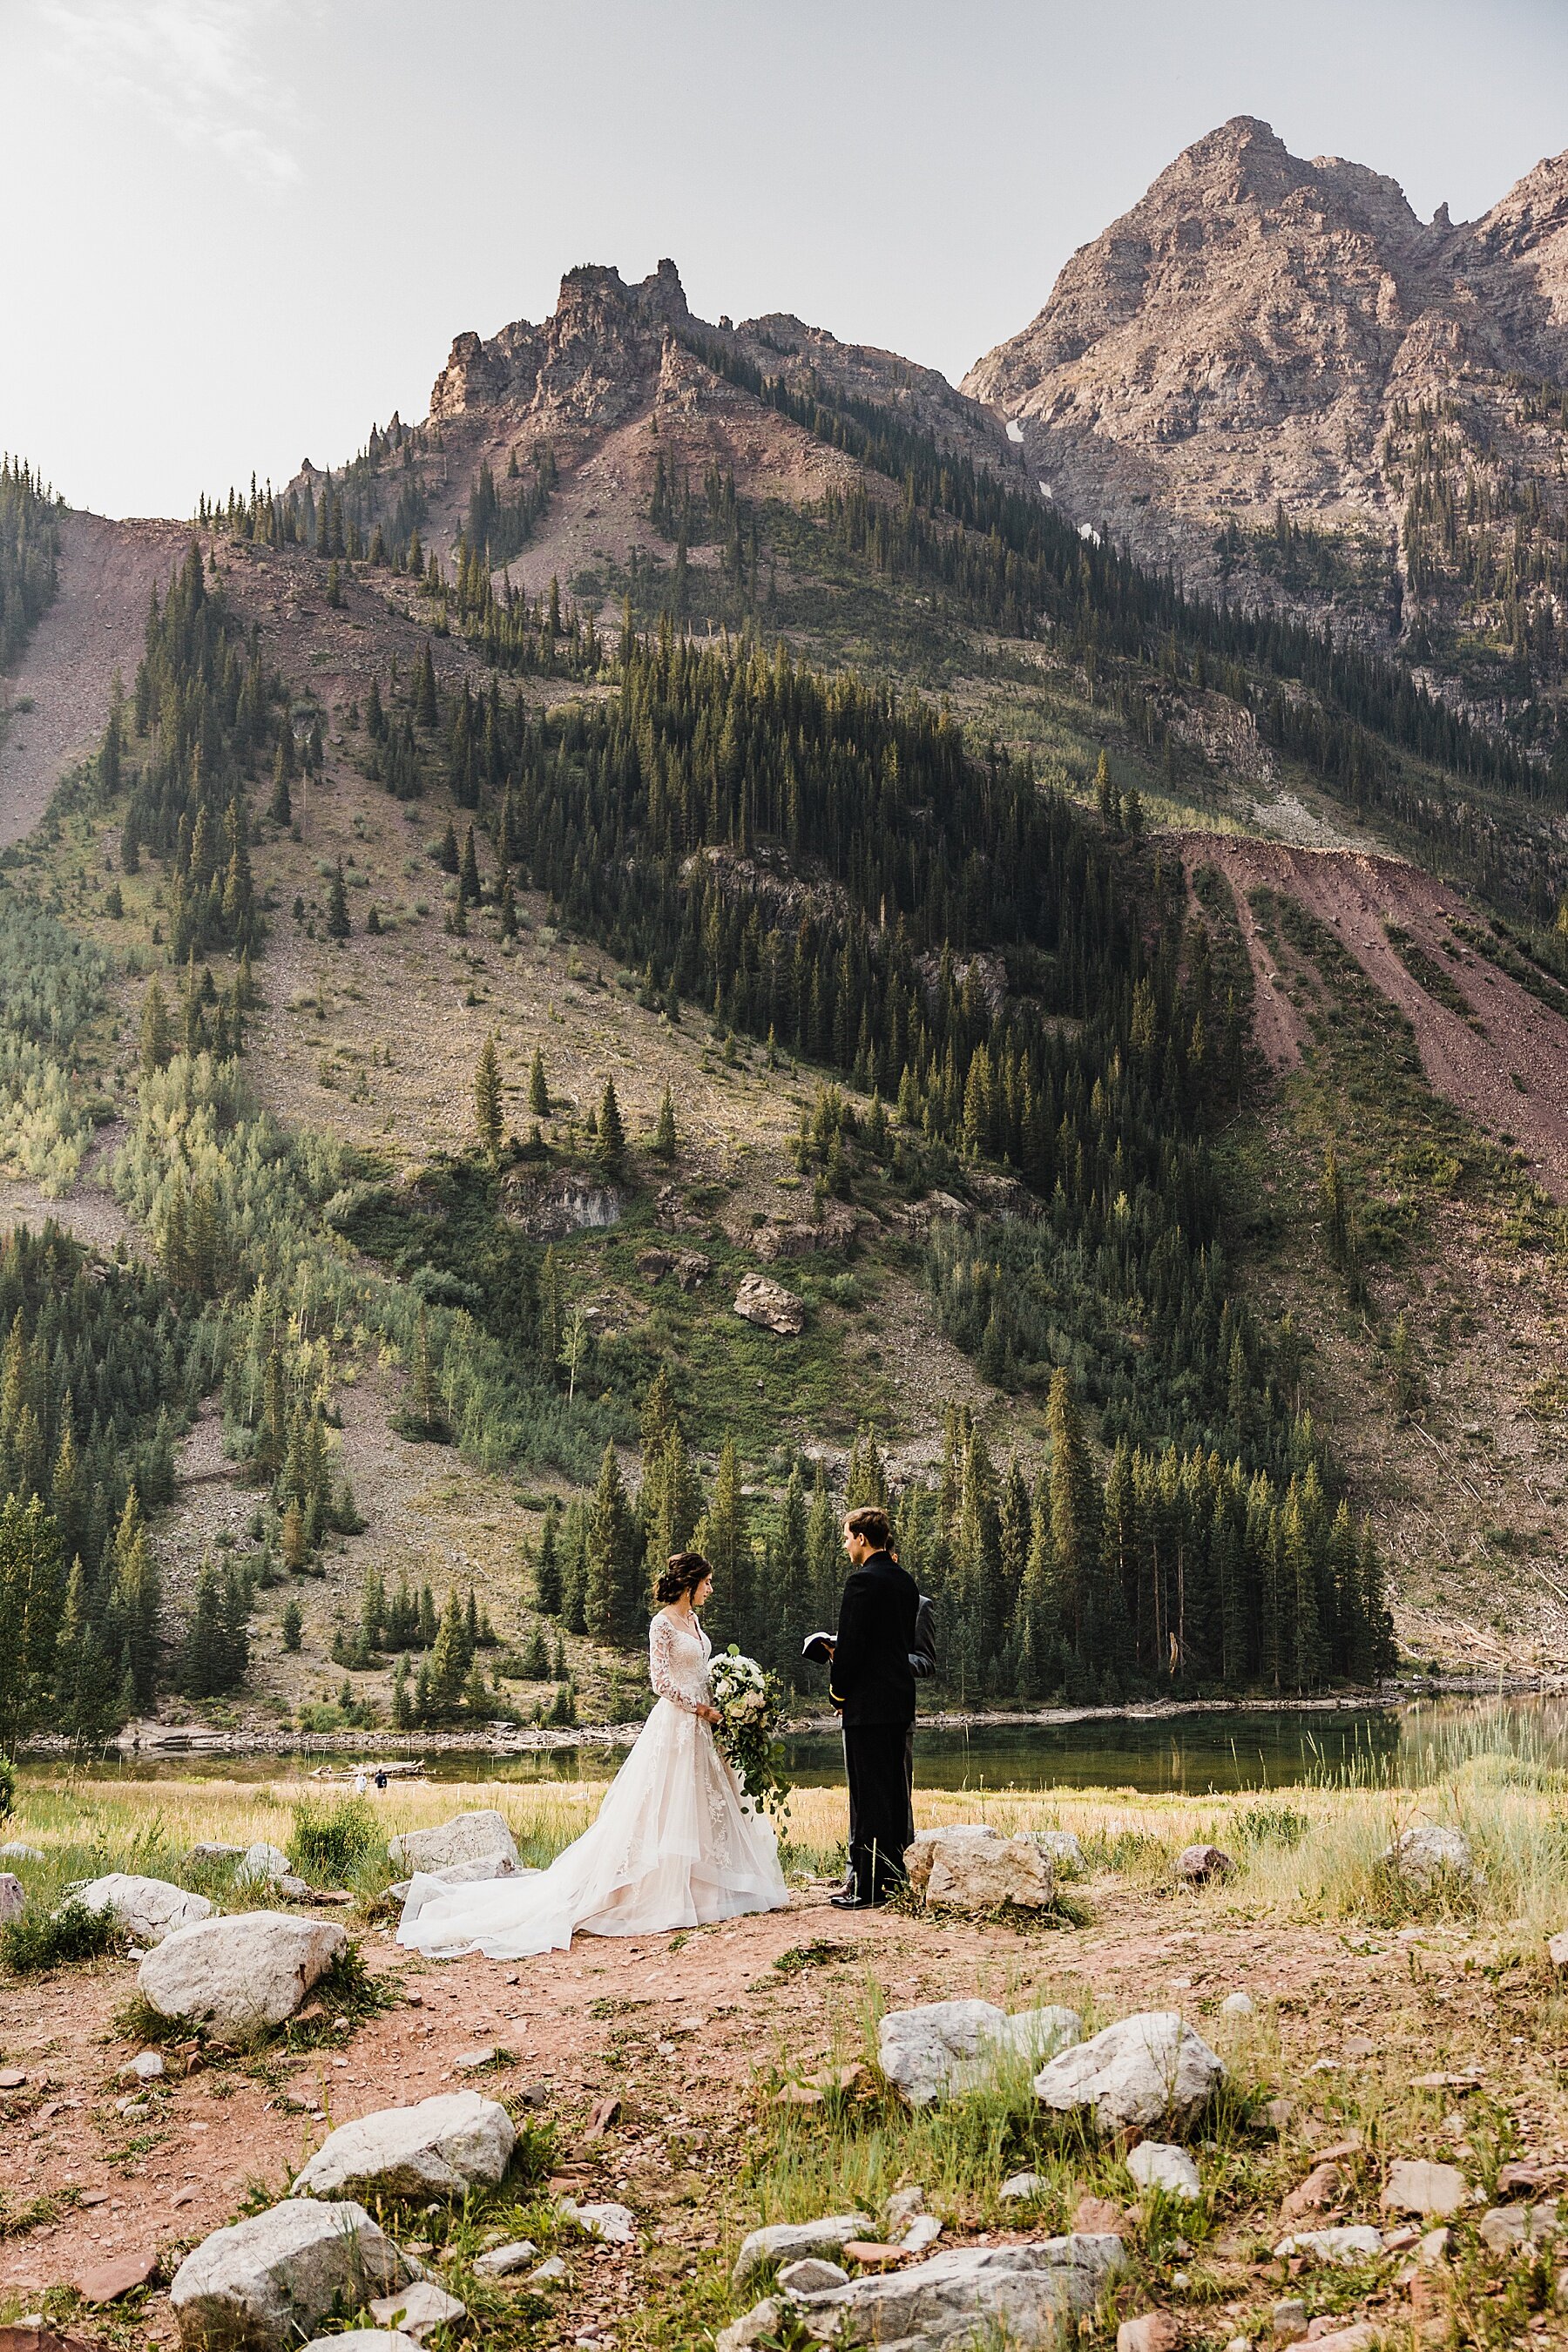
830 1551 919 1728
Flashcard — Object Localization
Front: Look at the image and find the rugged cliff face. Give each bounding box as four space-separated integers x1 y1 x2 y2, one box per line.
963 116 1568 667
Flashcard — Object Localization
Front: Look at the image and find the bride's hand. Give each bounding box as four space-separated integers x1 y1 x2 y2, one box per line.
697 1703 721 1724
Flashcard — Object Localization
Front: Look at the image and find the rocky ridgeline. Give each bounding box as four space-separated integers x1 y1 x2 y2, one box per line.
963 113 1568 601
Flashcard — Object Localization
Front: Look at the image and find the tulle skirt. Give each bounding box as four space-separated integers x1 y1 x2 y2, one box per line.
395 1699 790 1960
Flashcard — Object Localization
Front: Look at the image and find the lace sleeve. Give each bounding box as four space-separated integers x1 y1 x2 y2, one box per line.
649 1613 696 1710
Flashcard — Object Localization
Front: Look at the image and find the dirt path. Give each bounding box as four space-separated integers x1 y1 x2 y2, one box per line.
0 1869 1553 2347
0 514 190 847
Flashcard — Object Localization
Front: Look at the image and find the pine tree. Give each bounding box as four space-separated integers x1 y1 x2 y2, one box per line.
594 1076 625 1174
474 1034 504 1166
460 824 482 907
529 1049 550 1118
416 641 438 727
438 818 459 873
281 1596 302 1651
585 1443 639 1646
535 1502 562 1615
140 977 172 1076
699 1436 747 1653
652 1085 677 1161
326 860 350 939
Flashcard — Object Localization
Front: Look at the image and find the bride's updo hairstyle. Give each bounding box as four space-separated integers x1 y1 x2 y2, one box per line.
655 1551 712 1606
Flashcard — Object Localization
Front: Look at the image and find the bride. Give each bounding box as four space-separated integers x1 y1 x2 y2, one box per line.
397 1552 790 1959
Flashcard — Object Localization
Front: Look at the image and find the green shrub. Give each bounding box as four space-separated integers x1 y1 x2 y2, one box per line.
0 1756 15 1821
3 1896 123 1974
290 1795 377 1884
1234 1801 1308 1850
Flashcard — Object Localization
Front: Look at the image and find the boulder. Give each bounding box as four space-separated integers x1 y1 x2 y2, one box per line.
74 1874 212 1945
1000 2172 1045 2202
386 1810 519 1876
1023 1828 1085 1874
118 2051 166 2085
903 1825 1058 1913
1546 1929 1568 1970
765 2234 1125 2349
1271 2227 1383 2265
186 1844 247 1871
365 2284 465 2343
1220 1991 1255 2018
559 2199 636 2246
293 2092 515 2200
717 2301 784 2352
1034 2011 1226 2135
1175 1843 1234 1882
300 2338 420 2352
169 2197 413 2349
879 1999 1081 2105
139 1913 347 2041
234 1843 293 1887
1380 1825 1480 1889
1382 2159 1469 2219
473 2240 537 2277
1478 2204 1559 2254
528 2256 567 2283
0 1873 23 1925
674 1251 711 1291
0 1840 44 1862
776 2258 850 2294
733 2213 874 2292
733 1273 806 1337
1125 2142 1201 2200
1119 2317 1181 2352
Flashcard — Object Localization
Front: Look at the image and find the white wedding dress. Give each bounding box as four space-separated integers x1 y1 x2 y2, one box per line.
396 1612 790 1959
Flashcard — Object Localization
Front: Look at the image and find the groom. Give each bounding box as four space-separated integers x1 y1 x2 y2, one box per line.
828 1504 919 1909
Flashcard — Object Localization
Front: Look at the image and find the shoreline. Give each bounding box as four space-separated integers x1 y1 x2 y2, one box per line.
15 1675 1562 1763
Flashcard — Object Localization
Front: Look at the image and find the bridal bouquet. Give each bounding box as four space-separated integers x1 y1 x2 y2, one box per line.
708 1646 792 1822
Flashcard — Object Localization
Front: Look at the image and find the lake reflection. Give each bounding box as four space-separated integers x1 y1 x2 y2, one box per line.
31 1693 1568 1796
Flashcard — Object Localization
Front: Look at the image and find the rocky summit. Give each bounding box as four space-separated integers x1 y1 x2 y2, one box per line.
963 115 1568 632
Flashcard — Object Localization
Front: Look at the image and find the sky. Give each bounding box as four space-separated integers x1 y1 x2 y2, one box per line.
5 0 1568 520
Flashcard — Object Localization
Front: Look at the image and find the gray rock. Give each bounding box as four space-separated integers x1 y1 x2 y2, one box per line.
0 1841 43 1863
1271 2226 1383 2265
879 1998 1081 2105
118 2051 166 2085
776 2258 850 2294
74 1873 213 1945
717 2300 783 2352
886 2187 927 2232
527 2255 567 2283
1382 2158 1469 2219
1125 2141 1201 2200
169 2196 413 2349
1000 2171 1046 2202
0 1873 23 1925
1022 1828 1085 1874
732 2213 874 2292
903 1826 1059 1913
780 2234 1126 2348
293 2091 515 2200
299 2336 420 2352
277 1876 312 1903
234 1842 293 1886
386 1809 519 1876
559 2198 636 2245
1271 2297 1308 2343
1175 1843 1235 1882
733 1273 807 1336
366 2282 466 2342
1380 1825 1480 1889
1478 2204 1559 2254
473 2240 537 2277
1034 2011 1226 2135
139 1911 347 2041
186 1844 247 1870
903 2214 944 2254
1220 1991 1256 2018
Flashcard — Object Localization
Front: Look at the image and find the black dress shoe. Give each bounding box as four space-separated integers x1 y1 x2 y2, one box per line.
828 1891 879 1909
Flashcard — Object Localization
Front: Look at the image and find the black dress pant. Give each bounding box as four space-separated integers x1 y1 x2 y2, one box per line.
844 1721 913 1899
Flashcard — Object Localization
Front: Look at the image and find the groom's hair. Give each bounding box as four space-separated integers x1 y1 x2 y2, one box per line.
845 1505 891 1550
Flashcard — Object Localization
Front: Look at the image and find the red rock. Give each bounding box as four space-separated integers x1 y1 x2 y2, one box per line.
1279 2161 1343 2224
841 2240 913 2269
1074 2194 1132 2234
1118 2314 1181 2352
0 2329 97 2352
73 2253 157 2303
